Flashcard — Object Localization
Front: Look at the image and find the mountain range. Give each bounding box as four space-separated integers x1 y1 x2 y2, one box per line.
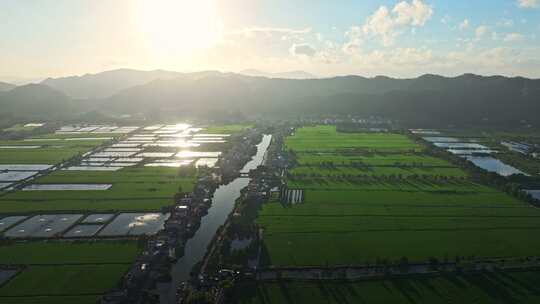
1 69 539 127
239 69 316 79
0 81 16 92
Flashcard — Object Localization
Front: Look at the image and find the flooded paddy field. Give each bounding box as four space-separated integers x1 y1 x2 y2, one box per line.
92 151 137 158
420 129 539 177
0 164 52 171
0 167 196 212
0 269 18 286
447 148 497 155
254 125 540 267
63 224 104 237
433 142 489 149
137 152 175 158
64 166 122 171
195 157 218 168
0 182 13 190
0 145 41 149
23 184 112 191
0 215 27 232
98 212 169 236
81 213 115 223
55 125 138 135
466 156 528 176
0 171 38 181
0 123 248 303
0 136 110 165
4 214 83 238
525 190 540 200
175 151 221 158
145 160 194 167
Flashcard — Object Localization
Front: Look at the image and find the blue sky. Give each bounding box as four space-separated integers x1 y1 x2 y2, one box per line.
1 0 539 82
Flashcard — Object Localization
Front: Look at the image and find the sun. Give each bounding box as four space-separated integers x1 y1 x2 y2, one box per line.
135 0 221 57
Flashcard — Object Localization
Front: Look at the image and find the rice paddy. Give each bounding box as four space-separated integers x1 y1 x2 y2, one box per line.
0 241 138 303
256 126 540 267
233 271 540 304
0 123 237 303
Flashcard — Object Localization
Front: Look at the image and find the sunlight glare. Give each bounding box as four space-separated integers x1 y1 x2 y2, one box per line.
136 0 221 56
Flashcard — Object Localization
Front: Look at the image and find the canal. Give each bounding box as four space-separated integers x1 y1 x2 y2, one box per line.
168 134 272 299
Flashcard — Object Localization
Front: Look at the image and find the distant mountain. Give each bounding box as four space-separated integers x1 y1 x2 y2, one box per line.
41 68 186 99
0 84 74 118
240 69 316 79
0 81 16 92
2 69 539 127
102 72 540 126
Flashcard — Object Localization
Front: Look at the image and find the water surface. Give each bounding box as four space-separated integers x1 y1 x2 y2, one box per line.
466 157 528 176
171 134 272 284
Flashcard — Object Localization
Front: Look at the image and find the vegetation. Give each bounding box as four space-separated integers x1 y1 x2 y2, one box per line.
0 264 129 296
255 126 540 267
0 241 139 264
0 167 196 212
232 270 540 304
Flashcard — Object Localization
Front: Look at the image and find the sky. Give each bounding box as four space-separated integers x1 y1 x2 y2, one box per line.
1 0 540 82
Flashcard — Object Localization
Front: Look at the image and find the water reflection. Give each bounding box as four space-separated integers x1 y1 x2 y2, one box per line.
466 156 528 176
171 134 272 285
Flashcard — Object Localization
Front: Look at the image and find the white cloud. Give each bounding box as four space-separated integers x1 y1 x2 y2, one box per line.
475 25 488 39
497 19 514 27
393 0 433 26
361 0 433 46
343 26 363 54
229 27 311 38
517 0 538 8
504 33 525 42
362 6 397 46
289 43 316 57
458 19 469 30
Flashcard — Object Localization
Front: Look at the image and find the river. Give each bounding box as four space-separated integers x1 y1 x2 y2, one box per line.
166 134 272 301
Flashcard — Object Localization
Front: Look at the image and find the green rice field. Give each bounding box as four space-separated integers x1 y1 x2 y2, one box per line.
0 135 111 165
0 167 196 213
256 126 540 266
233 271 540 304
0 241 138 303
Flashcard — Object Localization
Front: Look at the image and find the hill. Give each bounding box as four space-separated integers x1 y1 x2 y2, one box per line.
2 69 539 127
102 73 540 126
41 68 185 99
239 69 316 79
0 81 16 92
0 84 74 119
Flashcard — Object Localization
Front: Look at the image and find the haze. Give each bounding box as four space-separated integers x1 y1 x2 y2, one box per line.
2 0 540 82
1 2 540 304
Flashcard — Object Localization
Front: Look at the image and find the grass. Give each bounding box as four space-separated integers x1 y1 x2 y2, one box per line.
285 126 420 152
0 241 139 264
0 240 138 302
0 167 196 212
258 191 540 265
0 136 109 165
232 271 540 304
254 125 540 267
0 295 100 304
295 152 454 166
0 264 128 296
290 166 467 178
